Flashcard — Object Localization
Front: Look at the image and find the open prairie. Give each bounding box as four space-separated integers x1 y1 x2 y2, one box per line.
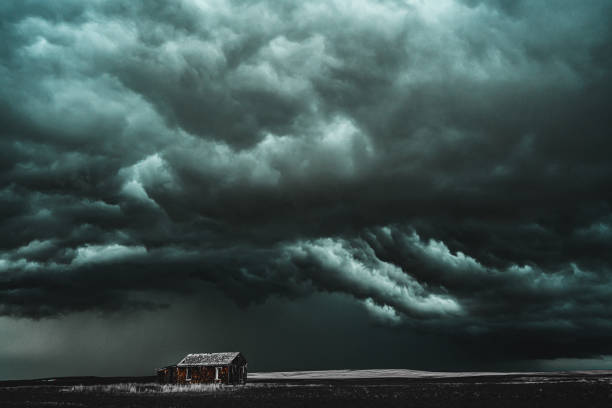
2 370 612 407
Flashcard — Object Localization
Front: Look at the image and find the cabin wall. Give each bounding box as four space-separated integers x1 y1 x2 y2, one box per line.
176 366 229 384
228 363 248 384
157 363 247 384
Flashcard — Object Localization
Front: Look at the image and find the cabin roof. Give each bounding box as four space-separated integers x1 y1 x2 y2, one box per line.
177 352 242 366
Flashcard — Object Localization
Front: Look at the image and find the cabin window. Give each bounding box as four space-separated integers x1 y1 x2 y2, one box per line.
215 367 219 380
186 367 191 380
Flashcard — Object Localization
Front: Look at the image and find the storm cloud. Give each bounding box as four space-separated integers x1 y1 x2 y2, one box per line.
1 0 612 370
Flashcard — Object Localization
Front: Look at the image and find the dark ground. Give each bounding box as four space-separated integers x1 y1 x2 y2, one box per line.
1 373 612 407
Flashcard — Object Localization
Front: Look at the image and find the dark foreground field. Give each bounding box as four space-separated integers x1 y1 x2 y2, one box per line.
2 370 612 407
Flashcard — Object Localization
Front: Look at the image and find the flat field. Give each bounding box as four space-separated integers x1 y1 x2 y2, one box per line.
2 370 612 407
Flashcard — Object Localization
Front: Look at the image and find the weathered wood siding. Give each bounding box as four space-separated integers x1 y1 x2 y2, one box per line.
176 366 229 384
158 365 247 384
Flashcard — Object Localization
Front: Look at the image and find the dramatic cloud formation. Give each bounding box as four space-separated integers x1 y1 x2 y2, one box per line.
1 0 611 372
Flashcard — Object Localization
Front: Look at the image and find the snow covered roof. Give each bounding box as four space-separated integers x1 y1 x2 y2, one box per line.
177 352 242 366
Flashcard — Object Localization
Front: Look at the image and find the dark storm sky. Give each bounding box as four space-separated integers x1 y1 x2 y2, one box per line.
1 0 612 379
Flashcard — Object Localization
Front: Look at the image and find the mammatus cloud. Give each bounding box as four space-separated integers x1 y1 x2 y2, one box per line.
1 0 611 363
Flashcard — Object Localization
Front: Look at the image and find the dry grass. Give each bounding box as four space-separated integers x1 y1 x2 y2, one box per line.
63 382 232 393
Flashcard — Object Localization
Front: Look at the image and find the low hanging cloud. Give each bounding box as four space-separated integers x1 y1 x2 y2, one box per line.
1 0 612 362
280 236 463 318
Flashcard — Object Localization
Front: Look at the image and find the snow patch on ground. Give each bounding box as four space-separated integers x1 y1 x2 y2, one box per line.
249 369 612 380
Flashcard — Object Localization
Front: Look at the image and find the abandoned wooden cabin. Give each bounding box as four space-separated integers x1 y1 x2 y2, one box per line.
156 352 248 385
